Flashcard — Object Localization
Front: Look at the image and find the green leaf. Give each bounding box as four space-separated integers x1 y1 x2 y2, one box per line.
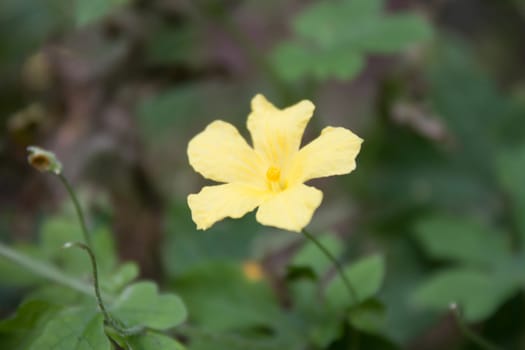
271 42 364 82
163 202 260 277
270 43 313 82
0 300 60 350
497 144 525 240
351 15 433 53
175 262 279 331
379 240 435 343
41 214 117 276
111 282 187 330
75 0 130 26
286 278 343 347
294 1 431 51
101 262 139 293
270 0 432 81
311 49 364 80
291 233 344 278
348 299 386 334
0 244 46 286
29 306 111 350
145 24 200 66
426 40 525 169
326 254 385 308
413 268 518 321
127 332 186 350
414 215 510 266
0 0 70 76
293 0 378 47
136 85 207 143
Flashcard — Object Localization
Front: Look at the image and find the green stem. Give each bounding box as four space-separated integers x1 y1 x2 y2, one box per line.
57 173 93 249
0 241 97 298
450 303 501 350
64 242 144 337
302 229 358 305
63 242 112 322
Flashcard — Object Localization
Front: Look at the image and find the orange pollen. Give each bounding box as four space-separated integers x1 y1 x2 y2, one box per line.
266 166 281 182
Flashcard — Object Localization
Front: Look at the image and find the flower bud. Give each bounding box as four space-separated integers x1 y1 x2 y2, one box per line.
27 146 62 174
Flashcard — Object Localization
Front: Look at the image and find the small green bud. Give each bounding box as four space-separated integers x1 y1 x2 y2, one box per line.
27 146 63 174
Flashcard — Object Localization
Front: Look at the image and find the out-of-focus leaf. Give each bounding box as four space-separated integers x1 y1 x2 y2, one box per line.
40 213 117 276
101 262 139 293
74 0 130 26
175 262 279 331
137 85 206 141
270 43 313 82
127 332 186 350
294 2 430 52
0 0 70 74
497 144 525 240
270 0 432 81
285 278 343 348
291 233 343 278
29 305 111 350
111 282 187 330
163 202 260 277
427 40 525 169
0 244 46 286
348 299 386 334
351 15 432 53
414 215 510 266
413 268 518 322
326 254 385 309
380 240 434 343
145 25 200 66
0 300 60 350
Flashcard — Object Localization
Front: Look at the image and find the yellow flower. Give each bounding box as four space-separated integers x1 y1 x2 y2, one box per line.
187 94 363 232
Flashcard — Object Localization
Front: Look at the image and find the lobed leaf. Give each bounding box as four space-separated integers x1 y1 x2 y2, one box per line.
29 306 111 350
414 215 510 266
111 282 187 330
326 254 385 309
413 268 518 321
75 0 130 26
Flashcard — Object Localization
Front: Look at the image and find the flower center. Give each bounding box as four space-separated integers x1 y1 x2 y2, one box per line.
266 166 285 192
266 166 281 182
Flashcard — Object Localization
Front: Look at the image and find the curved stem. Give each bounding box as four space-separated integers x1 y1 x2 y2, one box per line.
63 242 112 322
57 173 93 249
64 242 144 337
302 229 358 305
450 303 502 350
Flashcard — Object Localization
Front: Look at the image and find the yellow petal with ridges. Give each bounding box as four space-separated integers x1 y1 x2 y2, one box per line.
188 120 265 186
188 184 265 230
247 94 314 166
289 126 362 185
255 184 323 232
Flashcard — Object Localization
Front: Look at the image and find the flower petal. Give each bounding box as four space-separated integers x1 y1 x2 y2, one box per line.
188 120 265 185
188 184 265 230
256 184 323 232
247 94 314 166
289 126 363 184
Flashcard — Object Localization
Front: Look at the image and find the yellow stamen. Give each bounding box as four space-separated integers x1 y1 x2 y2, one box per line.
266 166 281 182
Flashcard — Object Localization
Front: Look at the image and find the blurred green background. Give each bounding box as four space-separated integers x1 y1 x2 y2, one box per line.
1 0 525 349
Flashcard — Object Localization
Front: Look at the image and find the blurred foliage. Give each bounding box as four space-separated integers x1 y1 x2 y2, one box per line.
271 0 432 81
2 0 525 349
